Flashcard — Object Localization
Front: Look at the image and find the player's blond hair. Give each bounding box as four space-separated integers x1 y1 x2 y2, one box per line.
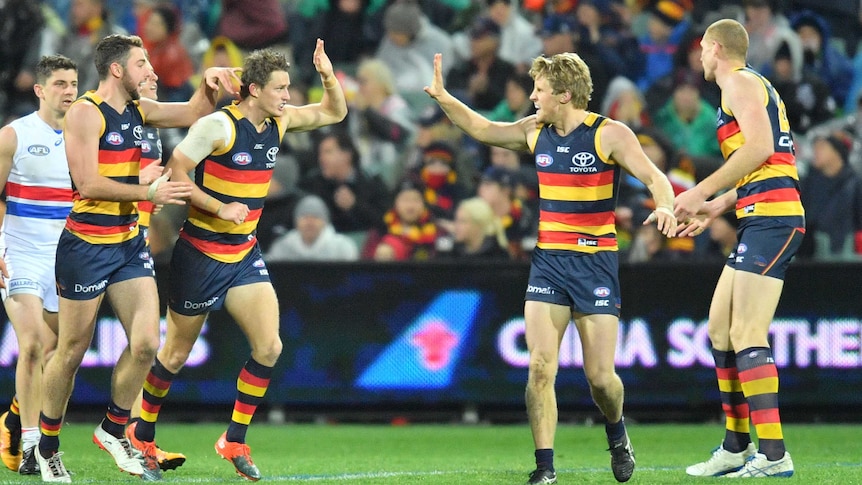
705 19 749 61
529 53 592 109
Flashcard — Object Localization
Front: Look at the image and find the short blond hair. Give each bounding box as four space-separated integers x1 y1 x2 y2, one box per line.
529 53 592 109
705 19 749 61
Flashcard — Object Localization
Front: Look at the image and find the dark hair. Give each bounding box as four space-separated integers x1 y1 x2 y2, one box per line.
318 130 359 167
35 55 77 85
152 5 180 35
240 48 290 99
94 34 144 80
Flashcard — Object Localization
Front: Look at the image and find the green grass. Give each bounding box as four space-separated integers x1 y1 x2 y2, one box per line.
0 422 859 483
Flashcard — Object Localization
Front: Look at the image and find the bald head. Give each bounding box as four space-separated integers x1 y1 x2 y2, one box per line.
705 19 749 62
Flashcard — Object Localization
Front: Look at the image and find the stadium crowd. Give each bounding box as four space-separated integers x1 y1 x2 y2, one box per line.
1 0 861 263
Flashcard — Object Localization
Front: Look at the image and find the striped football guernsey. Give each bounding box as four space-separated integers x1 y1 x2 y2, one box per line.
179 103 283 263
716 67 804 227
137 125 162 229
65 92 144 244
528 112 620 253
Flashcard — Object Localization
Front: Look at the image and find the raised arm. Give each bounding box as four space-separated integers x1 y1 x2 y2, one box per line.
282 39 348 131
141 67 242 129
424 53 534 152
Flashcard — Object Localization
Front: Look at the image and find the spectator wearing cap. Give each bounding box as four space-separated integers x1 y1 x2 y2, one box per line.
742 0 803 76
445 16 516 111
477 166 536 260
539 14 614 111
799 132 862 261
376 0 454 94
790 9 854 108
771 40 836 135
652 68 722 159
265 195 360 262
635 0 691 92
411 141 470 223
366 181 439 261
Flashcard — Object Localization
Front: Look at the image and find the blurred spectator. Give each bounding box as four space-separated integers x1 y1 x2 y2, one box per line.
57 0 127 93
446 16 515 111
575 0 642 81
348 58 416 189
539 14 613 112
635 0 691 92
805 90 862 175
601 76 650 129
799 133 862 260
704 212 739 261
742 0 802 75
191 35 244 108
652 69 722 159
484 71 535 122
216 0 287 50
452 0 541 71
298 131 392 239
790 9 853 108
266 195 360 261
771 41 836 135
645 31 721 113
412 141 470 225
298 0 381 85
440 197 511 259
627 224 672 262
0 0 50 123
477 165 535 260
366 181 438 261
404 104 477 188
487 145 538 211
375 0 453 95
139 4 194 102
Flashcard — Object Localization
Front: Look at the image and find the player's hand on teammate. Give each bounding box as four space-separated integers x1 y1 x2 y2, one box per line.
139 160 164 185
217 201 250 225
203 66 242 97
673 186 709 222
424 53 446 100
676 199 723 237
149 168 193 206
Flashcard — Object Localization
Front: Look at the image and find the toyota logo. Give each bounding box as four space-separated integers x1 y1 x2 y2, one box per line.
572 152 595 167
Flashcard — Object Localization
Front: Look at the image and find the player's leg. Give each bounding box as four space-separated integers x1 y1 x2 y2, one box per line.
3 294 56 474
575 312 634 482
523 299 568 484
215 281 282 482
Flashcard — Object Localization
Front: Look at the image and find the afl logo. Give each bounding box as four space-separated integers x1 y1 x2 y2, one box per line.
593 286 611 298
106 132 124 145
737 243 748 254
266 146 279 162
133 125 143 140
572 152 596 167
27 145 50 156
536 154 553 167
233 152 253 165
141 140 151 153
253 259 266 268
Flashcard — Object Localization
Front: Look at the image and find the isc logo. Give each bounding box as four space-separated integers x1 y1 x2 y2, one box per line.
595 300 609 306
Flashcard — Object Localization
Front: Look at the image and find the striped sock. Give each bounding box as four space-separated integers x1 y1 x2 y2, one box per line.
226 358 273 443
136 358 176 442
712 349 751 453
38 413 62 458
101 401 130 438
737 347 785 460
6 396 20 431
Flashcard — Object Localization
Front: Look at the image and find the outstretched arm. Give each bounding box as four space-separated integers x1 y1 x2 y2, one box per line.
283 39 348 131
142 67 242 129
425 53 533 152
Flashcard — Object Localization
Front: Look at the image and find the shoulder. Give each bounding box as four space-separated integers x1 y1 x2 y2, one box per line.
0 124 19 155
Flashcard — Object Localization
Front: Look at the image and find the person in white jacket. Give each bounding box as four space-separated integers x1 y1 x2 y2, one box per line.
266 194 359 261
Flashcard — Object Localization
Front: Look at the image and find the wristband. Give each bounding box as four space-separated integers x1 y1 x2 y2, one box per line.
655 207 674 218
146 173 169 202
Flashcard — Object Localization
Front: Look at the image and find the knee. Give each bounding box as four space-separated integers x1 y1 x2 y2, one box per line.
253 337 282 367
129 336 160 363
16 340 43 364
527 353 558 392
583 366 617 393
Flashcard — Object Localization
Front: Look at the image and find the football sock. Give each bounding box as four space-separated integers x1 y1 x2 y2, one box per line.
737 347 785 461
101 401 130 438
535 448 554 472
137 358 176 442
38 413 62 458
712 348 751 453
226 358 273 443
21 427 39 450
605 416 626 442
6 396 20 431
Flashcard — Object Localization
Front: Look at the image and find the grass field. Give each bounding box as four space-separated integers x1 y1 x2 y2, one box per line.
0 422 858 484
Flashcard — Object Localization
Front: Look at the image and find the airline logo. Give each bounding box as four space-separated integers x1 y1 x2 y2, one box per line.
355 290 481 390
